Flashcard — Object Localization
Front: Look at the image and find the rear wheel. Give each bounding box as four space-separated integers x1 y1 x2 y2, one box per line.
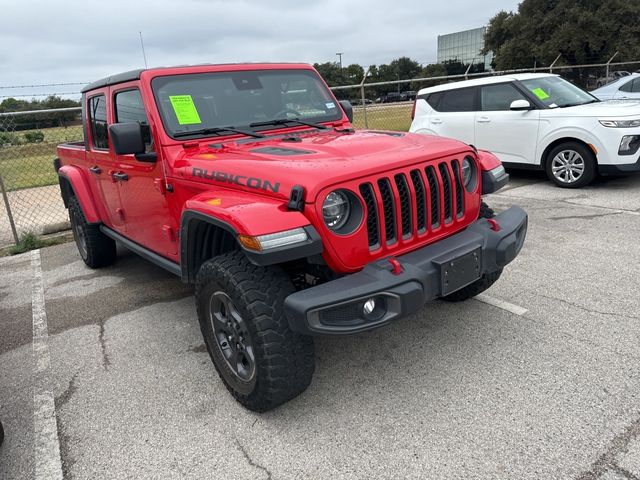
68 196 116 268
442 201 502 302
545 141 596 188
195 251 315 412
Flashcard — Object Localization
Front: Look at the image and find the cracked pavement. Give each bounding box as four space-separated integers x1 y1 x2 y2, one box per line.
1 172 639 479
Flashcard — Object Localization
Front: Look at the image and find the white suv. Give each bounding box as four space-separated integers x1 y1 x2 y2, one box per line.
409 73 640 187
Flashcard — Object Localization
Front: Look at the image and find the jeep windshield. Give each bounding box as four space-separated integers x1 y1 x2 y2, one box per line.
520 76 599 109
152 69 343 139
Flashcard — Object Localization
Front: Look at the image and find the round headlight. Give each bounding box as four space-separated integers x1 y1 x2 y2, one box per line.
462 157 472 187
323 191 350 230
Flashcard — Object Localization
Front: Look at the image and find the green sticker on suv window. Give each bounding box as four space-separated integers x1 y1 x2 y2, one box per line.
532 88 550 100
169 95 201 125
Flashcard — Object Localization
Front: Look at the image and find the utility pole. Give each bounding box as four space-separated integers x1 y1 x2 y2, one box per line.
139 31 148 69
336 52 343 70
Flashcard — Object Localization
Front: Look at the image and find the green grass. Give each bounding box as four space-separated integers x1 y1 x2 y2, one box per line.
352 103 413 132
0 125 82 191
7 231 66 255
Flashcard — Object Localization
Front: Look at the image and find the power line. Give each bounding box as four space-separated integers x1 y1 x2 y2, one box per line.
0 82 87 89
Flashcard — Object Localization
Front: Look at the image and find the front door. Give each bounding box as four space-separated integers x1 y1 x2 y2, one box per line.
474 82 540 165
110 85 176 256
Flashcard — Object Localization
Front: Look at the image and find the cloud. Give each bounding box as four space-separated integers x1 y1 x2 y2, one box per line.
0 0 519 99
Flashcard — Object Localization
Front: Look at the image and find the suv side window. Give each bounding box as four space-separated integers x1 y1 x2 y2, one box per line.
425 91 444 110
480 83 528 111
437 88 476 112
619 79 634 92
88 95 108 149
114 89 153 152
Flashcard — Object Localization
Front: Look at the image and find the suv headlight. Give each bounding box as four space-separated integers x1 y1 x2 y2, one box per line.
322 189 363 234
599 119 640 128
323 191 350 230
461 157 473 187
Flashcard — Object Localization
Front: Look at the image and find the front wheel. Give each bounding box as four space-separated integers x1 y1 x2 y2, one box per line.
195 251 315 412
545 142 596 188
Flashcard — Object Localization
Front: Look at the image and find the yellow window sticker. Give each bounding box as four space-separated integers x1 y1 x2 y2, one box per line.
532 88 550 100
169 95 202 125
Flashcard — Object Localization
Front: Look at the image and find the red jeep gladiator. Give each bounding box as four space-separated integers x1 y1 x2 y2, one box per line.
55 63 527 411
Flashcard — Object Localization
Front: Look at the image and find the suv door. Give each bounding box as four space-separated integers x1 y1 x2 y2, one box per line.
475 82 540 165
86 92 125 229
111 84 176 256
427 87 476 144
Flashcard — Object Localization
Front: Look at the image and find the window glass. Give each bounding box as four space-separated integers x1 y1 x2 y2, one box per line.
425 91 444 109
152 69 341 138
114 89 153 152
631 79 640 93
437 88 476 112
88 95 108 149
520 76 596 108
619 80 634 93
480 83 528 111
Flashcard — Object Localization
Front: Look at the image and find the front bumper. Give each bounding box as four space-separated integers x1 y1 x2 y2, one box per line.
599 157 640 175
284 206 528 335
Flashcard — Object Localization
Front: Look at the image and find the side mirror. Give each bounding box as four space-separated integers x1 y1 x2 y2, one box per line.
109 122 144 155
510 99 532 111
339 100 354 123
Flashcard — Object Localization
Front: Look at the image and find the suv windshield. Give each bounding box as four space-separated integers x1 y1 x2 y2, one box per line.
520 76 598 108
152 69 342 138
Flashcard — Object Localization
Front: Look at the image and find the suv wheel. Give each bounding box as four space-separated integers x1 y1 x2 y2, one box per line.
442 202 502 302
68 196 116 268
545 142 596 188
195 251 314 412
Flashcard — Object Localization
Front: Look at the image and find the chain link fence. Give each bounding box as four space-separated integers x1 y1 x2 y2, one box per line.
332 58 640 131
1 57 639 247
0 107 82 247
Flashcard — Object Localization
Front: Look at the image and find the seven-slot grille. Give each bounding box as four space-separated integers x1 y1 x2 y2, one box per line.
359 159 466 249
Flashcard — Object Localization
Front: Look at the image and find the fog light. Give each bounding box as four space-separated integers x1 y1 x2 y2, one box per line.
619 135 640 155
362 296 386 321
363 298 376 315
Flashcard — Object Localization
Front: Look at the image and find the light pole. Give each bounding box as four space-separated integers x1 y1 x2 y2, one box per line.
336 52 343 70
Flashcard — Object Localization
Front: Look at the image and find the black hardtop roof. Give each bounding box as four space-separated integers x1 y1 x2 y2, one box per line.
80 63 307 93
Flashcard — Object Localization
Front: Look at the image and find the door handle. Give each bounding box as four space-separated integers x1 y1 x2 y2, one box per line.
430 118 442 124
477 116 491 123
112 172 129 182
89 166 102 175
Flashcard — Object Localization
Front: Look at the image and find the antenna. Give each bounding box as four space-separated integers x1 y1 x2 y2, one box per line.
139 31 148 69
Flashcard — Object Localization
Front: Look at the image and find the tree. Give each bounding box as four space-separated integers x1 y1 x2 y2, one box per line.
484 0 640 70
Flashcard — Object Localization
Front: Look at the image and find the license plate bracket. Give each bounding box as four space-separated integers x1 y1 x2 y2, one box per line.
436 247 482 296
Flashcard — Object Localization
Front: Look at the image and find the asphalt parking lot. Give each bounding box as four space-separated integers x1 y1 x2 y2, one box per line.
1 172 639 480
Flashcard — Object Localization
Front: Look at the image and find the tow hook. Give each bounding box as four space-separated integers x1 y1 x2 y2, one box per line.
388 257 403 275
487 218 501 232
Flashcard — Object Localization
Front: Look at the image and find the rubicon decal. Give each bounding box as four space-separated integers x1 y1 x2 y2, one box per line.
191 168 280 193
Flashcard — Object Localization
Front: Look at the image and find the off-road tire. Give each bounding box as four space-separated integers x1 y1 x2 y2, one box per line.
545 141 596 188
195 251 315 412
68 196 116 268
442 201 502 302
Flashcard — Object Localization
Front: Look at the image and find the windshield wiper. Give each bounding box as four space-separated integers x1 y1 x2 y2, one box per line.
560 99 599 108
174 126 266 139
249 118 329 130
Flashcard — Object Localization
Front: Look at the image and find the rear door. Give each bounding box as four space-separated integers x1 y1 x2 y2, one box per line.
86 91 125 229
110 84 176 256
427 87 477 144
474 82 540 165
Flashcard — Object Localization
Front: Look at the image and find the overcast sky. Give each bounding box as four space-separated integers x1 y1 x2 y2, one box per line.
0 0 520 100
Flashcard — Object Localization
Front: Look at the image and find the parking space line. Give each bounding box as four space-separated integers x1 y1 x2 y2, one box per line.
31 249 64 480
475 293 528 316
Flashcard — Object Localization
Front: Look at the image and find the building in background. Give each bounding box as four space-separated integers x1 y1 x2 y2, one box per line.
437 27 493 71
